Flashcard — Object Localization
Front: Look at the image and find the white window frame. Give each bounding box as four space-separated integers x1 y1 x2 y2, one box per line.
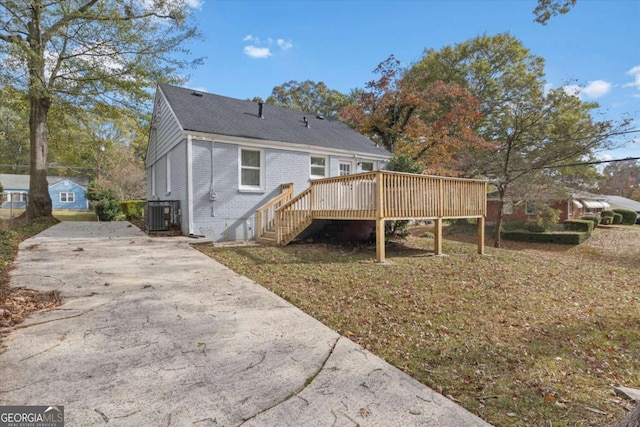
339 160 354 176
165 155 171 194
60 192 75 203
238 147 265 192
310 155 328 179
525 202 536 215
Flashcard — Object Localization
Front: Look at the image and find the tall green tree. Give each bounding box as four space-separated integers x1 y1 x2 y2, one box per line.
406 33 633 246
266 80 349 118
0 0 200 219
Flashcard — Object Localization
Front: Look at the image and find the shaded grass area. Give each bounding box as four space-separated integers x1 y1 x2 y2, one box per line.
196 227 640 426
1 217 60 329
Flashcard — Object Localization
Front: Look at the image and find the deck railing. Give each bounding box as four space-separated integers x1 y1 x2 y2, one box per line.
270 171 486 246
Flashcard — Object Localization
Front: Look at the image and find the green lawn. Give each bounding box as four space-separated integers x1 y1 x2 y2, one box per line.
196 227 640 427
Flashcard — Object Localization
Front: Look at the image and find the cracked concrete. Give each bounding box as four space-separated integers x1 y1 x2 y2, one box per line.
0 222 490 426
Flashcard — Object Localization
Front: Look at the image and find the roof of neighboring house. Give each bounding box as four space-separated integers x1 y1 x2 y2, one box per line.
158 83 392 158
598 195 640 212
0 174 89 191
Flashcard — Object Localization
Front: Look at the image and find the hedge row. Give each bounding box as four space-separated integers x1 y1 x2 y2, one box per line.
563 219 594 235
613 208 637 225
501 230 587 245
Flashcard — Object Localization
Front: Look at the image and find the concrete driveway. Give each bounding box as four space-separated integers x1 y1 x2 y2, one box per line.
0 222 489 426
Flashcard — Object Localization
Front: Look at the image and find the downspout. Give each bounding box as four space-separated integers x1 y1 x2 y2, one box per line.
187 135 194 235
210 140 215 216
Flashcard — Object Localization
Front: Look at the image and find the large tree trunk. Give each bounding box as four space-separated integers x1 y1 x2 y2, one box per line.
26 94 52 219
24 0 52 220
613 403 640 427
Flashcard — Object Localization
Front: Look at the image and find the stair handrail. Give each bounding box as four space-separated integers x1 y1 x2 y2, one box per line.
274 185 314 245
256 183 294 239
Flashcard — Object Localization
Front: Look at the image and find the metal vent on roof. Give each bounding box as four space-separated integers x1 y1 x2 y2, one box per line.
191 91 203 97
316 114 325 120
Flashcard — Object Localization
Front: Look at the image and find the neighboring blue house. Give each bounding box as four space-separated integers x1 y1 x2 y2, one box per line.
0 174 89 211
146 83 392 241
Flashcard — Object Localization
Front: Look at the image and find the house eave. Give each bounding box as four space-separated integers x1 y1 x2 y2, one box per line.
183 130 393 161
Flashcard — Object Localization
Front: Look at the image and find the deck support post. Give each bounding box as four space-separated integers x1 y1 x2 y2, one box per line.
376 219 385 263
477 216 485 254
434 218 443 255
375 171 386 263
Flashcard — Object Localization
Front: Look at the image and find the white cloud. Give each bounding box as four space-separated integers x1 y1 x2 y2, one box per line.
560 80 611 99
277 39 293 51
243 45 271 59
241 35 293 58
581 80 611 98
624 65 640 97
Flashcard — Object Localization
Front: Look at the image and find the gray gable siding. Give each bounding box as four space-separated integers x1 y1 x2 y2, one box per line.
147 89 183 167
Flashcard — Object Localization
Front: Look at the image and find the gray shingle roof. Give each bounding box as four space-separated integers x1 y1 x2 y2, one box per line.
158 83 391 157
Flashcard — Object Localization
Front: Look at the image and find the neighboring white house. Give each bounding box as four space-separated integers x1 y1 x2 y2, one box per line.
146 84 392 241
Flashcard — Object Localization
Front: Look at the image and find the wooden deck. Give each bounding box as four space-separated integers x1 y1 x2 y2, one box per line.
256 171 487 262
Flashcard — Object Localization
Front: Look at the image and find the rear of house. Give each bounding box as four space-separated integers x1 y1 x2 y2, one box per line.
146 84 392 241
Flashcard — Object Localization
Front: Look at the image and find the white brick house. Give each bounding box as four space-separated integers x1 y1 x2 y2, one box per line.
146 84 392 241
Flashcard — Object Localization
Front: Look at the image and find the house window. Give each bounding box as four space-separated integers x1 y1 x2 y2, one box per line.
503 202 513 215
60 192 75 203
525 202 536 215
360 161 374 172
339 161 352 176
166 155 171 194
239 147 264 190
310 156 327 178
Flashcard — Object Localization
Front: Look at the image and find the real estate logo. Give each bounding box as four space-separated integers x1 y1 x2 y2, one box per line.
0 406 64 427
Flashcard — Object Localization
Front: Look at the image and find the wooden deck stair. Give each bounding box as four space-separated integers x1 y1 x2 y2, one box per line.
256 171 487 262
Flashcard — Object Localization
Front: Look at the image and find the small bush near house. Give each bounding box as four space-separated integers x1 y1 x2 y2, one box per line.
601 216 613 225
501 230 587 245
601 210 614 218
564 219 594 235
613 208 637 225
612 213 623 224
119 200 145 220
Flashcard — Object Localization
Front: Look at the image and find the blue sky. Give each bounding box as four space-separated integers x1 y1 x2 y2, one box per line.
181 0 639 160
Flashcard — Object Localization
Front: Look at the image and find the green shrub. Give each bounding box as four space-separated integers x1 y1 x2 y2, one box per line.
94 198 121 221
601 217 612 225
563 219 594 235
613 208 637 225
501 230 587 245
612 213 623 225
86 180 122 221
601 210 614 218
119 200 145 220
580 215 600 227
